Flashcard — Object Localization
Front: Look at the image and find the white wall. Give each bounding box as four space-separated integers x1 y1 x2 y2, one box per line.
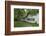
0 0 5 36
0 0 46 36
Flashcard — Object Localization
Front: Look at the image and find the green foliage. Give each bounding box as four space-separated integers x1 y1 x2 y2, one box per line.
14 9 26 20
14 9 39 20
27 9 39 16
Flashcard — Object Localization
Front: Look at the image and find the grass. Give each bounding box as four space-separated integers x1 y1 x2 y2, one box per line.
14 21 39 27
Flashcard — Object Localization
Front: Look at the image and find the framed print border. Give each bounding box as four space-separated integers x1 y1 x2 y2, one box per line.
5 1 45 35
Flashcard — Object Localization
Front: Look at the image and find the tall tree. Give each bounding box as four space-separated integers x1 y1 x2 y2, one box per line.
14 9 26 20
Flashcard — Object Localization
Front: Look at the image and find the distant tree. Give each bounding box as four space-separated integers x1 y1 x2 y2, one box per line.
29 9 39 16
24 9 39 18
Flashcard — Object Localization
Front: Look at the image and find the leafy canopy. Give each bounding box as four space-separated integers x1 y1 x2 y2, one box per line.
14 9 39 20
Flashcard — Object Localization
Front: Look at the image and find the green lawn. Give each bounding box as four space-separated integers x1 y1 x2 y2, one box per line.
14 21 39 27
